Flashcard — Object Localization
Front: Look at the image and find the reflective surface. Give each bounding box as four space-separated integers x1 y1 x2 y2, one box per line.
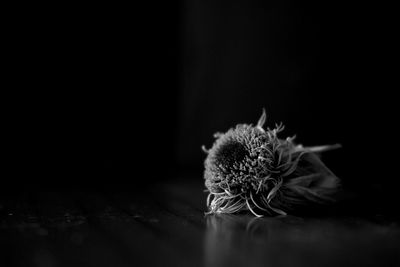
1 180 400 267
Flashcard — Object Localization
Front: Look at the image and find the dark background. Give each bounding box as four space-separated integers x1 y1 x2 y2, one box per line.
4 1 397 203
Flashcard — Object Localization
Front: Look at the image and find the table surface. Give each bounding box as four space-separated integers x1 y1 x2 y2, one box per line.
1 179 400 267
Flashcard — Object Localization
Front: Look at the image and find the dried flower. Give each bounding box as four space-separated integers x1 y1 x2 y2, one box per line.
203 109 340 217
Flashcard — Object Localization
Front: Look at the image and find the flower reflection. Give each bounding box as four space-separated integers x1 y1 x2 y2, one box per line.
204 214 400 267
204 214 291 267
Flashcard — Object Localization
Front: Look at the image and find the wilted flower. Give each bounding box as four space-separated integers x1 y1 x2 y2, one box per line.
203 109 340 217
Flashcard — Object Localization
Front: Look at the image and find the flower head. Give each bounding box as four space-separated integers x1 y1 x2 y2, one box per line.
203 109 340 217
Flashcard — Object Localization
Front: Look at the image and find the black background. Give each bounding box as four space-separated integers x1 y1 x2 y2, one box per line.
4 1 397 205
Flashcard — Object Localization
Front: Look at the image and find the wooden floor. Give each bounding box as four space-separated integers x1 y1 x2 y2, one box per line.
1 179 400 267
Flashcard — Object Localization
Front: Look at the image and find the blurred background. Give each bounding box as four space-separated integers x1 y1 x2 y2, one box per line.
4 1 396 200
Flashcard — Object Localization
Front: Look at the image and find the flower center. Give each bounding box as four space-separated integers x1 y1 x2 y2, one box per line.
214 140 248 168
